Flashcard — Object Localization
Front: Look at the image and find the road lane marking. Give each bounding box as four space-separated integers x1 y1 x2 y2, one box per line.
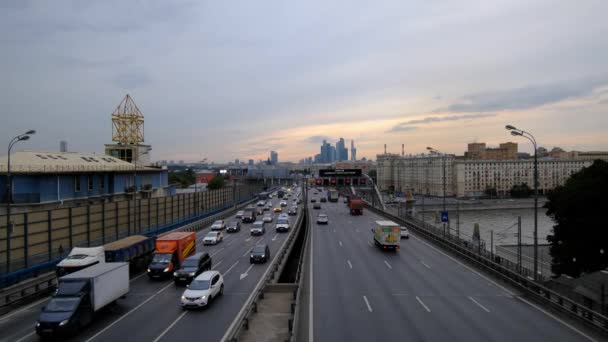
14 331 35 342
362 296 373 312
416 296 431 312
468 296 491 313
224 261 240 276
339 240 343 247
213 260 224 269
245 237 252 242
242 249 251 257
367 241 372 247
152 311 188 342
211 248 225 257
272 234 279 241
384 260 392 269
420 260 431 269
240 264 254 280
0 296 49 322
347 260 353 269
85 281 174 342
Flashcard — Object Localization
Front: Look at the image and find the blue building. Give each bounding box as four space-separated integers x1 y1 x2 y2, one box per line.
0 151 169 212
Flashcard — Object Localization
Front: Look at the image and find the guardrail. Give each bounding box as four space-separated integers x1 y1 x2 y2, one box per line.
364 203 608 337
222 198 306 342
288 205 310 342
0 197 260 317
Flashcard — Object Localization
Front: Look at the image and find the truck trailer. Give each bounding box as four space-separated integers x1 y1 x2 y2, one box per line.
36 262 129 337
372 220 401 250
328 189 339 202
147 232 196 279
349 198 364 215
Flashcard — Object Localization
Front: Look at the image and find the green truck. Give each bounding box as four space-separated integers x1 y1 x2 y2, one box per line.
371 220 401 250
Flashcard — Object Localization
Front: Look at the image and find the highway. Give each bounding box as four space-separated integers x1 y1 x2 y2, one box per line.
308 192 594 342
0 189 302 342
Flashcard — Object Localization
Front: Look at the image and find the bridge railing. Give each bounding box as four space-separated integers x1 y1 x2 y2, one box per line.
364 202 608 337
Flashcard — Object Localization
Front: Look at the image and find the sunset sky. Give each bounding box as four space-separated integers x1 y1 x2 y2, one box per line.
2 0 607 163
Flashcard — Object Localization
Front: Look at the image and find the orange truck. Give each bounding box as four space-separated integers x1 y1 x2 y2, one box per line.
349 199 364 215
147 232 196 279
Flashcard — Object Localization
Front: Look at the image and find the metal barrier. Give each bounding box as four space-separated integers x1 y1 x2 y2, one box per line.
288 204 310 342
222 200 306 342
364 203 608 336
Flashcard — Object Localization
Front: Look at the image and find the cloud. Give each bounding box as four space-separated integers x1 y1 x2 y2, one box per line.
441 77 608 113
305 135 333 144
112 69 152 89
388 113 496 132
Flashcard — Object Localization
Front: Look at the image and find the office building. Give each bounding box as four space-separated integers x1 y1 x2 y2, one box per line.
270 151 278 165
351 140 357 161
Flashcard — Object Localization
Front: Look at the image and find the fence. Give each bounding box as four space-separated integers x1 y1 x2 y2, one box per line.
0 182 262 286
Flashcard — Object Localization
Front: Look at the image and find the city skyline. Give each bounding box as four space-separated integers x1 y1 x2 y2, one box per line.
1 1 608 163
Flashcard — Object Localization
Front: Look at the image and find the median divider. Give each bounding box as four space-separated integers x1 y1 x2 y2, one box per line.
364 202 608 337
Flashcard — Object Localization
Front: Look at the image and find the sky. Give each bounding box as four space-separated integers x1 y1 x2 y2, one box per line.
1 0 608 163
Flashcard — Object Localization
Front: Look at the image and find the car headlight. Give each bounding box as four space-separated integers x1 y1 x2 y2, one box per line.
174 272 179 277
189 272 196 276
147 268 151 273
261 254 265 258
163 267 170 273
59 319 69 327
250 254 254 258
181 295 186 300
201 296 207 300
36 322 41 328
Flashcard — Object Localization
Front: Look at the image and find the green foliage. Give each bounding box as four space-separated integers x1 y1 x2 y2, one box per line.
510 183 532 198
546 160 608 277
168 169 195 189
208 175 225 190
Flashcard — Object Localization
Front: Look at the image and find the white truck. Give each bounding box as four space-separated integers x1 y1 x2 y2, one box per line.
56 247 105 277
371 220 401 250
36 262 129 337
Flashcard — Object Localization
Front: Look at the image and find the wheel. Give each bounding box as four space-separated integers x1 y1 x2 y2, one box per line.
220 284 224 296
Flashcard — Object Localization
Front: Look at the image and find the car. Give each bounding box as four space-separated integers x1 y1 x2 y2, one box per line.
250 244 270 263
288 207 298 216
275 217 290 232
268 194 273 199
320 197 327 203
236 210 245 219
297 198 302 204
313 203 321 210
343 198 348 203
278 213 289 219
203 231 223 245
280 200 288 207
257 201 266 207
250 221 266 236
273 207 282 213
256 207 264 215
400 227 410 239
317 213 329 224
264 204 271 211
242 210 256 223
311 198 317 203
226 220 241 233
211 220 226 231
262 213 273 223
173 252 212 285
180 271 224 309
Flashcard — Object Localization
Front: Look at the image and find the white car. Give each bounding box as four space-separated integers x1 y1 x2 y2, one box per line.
400 227 410 239
236 211 245 219
257 201 266 207
262 214 273 223
211 220 226 231
316 213 328 224
203 231 223 245
280 201 288 207
180 271 224 309
275 217 290 232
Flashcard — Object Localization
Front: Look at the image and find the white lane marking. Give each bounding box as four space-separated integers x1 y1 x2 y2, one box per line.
213 260 224 269
338 240 343 247
272 234 279 241
130 272 149 282
384 260 392 270
410 234 596 342
468 296 491 313
240 264 254 280
347 260 353 269
367 241 372 247
152 311 188 342
14 331 35 342
85 281 174 342
242 249 251 257
420 260 431 269
416 296 431 312
309 209 314 342
0 296 49 322
224 261 240 276
245 237 252 242
211 248 225 257
362 296 373 312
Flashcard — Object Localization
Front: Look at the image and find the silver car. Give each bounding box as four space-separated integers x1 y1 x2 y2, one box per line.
180 271 224 308
263 214 273 223
316 213 329 224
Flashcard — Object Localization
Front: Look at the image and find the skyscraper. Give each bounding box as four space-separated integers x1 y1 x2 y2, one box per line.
336 137 348 161
60 140 68 153
351 140 357 161
270 151 278 165
248 159 254 166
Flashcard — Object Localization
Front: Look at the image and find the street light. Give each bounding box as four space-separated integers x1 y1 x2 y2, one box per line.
505 124 539 281
6 129 36 273
427 146 448 236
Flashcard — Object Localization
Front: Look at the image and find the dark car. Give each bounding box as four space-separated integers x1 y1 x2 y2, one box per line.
250 244 270 264
173 252 212 285
320 197 327 203
242 210 256 223
311 198 317 203
288 207 298 216
313 203 321 210
226 220 241 233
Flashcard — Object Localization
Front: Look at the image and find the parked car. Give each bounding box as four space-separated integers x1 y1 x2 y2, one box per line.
263 213 273 223
317 213 329 224
203 231 223 245
400 227 410 239
211 220 226 231
288 207 298 216
180 271 224 309
250 244 270 264
173 252 212 285
250 221 266 236
236 210 245 219
313 203 321 210
226 220 241 233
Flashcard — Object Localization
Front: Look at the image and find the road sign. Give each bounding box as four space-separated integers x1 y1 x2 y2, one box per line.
441 211 449 223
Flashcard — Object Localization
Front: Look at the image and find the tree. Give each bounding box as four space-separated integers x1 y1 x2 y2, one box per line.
546 160 608 277
208 175 225 190
510 183 532 198
168 169 195 188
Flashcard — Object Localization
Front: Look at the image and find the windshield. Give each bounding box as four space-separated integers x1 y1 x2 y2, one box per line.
318 215 327 218
45 297 80 312
277 219 288 224
206 232 218 237
253 222 263 228
213 221 222 225
182 259 199 267
228 221 238 226
252 246 266 253
189 279 211 290
65 254 89 259
152 253 172 263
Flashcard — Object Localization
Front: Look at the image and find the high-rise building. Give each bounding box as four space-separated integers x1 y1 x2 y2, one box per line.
235 159 240 165
60 140 68 153
335 138 348 161
330 145 336 162
320 140 332 163
350 140 357 161
270 151 278 165
248 159 254 166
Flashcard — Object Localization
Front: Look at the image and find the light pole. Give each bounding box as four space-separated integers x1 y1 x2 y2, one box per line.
506 124 539 281
5 129 36 273
133 147 149 233
427 147 447 235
